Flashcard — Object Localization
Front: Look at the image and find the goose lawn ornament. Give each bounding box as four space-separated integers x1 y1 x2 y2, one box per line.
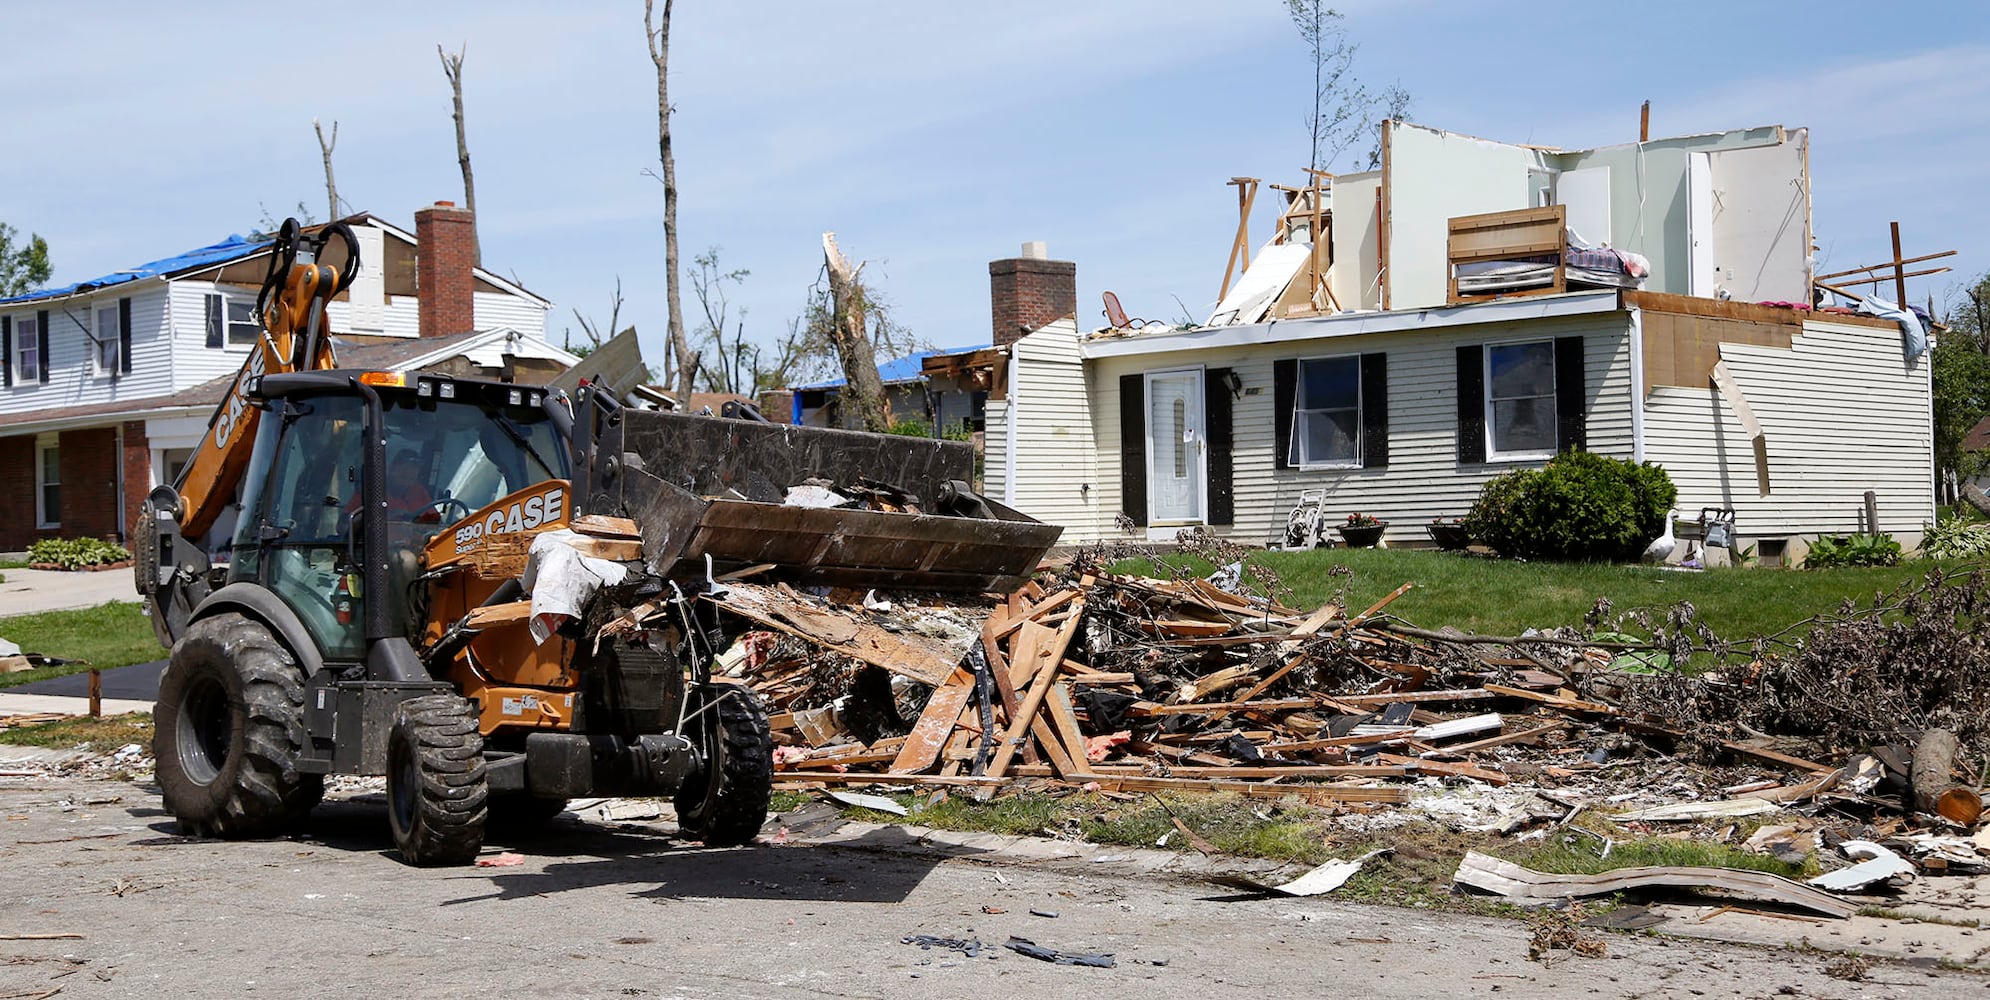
1642 509 1679 565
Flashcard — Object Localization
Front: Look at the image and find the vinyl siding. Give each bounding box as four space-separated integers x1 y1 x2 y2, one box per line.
0 286 175 416
474 290 550 338
167 280 259 386
989 319 1106 541
1071 312 1635 546
1641 317 1933 542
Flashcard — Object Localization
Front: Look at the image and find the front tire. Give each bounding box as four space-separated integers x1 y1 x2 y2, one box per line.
153 613 322 837
386 694 488 866
673 683 773 846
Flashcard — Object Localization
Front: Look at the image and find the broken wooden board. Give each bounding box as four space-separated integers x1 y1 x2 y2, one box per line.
891 667 977 773
1452 851 1854 919
705 582 983 687
1065 772 1409 806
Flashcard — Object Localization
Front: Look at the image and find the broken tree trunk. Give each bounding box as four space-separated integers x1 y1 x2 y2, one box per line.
821 232 892 434
438 43 480 265
1910 727 1980 822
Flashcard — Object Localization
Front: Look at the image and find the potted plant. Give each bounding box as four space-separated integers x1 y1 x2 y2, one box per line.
1336 512 1387 548
1425 516 1471 551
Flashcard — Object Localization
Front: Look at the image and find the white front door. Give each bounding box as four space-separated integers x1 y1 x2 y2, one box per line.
1146 369 1203 524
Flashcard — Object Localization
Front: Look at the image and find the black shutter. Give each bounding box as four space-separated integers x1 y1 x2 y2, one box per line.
1554 335 1587 452
1360 352 1389 469
1456 344 1485 464
205 293 223 348
1118 372 1147 527
35 310 49 384
2 316 11 388
118 298 133 375
1273 358 1297 470
1203 368 1233 525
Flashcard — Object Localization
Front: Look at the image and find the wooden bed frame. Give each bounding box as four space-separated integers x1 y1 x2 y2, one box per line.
1447 204 1567 305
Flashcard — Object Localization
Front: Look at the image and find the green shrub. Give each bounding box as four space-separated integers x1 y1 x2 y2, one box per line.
1920 514 1990 559
27 537 133 570
887 416 931 437
1802 533 1902 569
1462 451 1677 563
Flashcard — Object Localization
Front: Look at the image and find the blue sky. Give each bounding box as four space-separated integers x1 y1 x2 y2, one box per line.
4 2 1985 374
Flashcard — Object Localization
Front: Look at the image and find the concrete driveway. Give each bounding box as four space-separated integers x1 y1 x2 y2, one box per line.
0 566 139 616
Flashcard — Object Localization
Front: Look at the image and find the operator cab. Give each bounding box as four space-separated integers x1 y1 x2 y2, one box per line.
229 370 570 662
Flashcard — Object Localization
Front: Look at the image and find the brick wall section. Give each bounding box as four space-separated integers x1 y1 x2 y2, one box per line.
59 427 120 542
989 257 1077 347
415 201 477 339
121 420 150 543
0 434 33 551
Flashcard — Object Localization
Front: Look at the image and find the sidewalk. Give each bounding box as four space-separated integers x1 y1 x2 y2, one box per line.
0 691 153 718
0 566 140 616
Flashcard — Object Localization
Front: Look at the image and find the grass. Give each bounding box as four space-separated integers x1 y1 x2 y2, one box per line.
1118 548 1979 645
0 601 163 689
0 711 151 749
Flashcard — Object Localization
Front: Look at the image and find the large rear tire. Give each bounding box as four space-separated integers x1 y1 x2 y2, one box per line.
153 613 322 838
386 694 488 866
673 683 773 846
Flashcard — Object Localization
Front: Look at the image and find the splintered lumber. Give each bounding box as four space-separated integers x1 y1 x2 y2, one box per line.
1178 665 1256 703
1258 730 1417 753
707 582 979 686
1080 764 1414 780
1131 698 1317 717
1045 684 1091 770
891 666 977 773
1066 772 1410 806
987 603 1085 779
1375 753 1511 786
1451 851 1855 919
462 600 533 629
988 589 1077 641
570 514 641 538
1485 684 1618 714
1423 720 1569 758
1330 689 1493 706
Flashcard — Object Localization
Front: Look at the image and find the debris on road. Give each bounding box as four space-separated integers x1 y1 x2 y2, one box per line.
475 852 526 868
1452 851 1857 918
1209 848 1391 897
901 934 986 958
1003 935 1116 968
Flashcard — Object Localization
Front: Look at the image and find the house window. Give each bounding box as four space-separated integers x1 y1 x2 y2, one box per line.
15 315 39 381
1288 355 1361 467
226 299 260 345
1485 340 1557 458
94 304 120 375
35 435 59 528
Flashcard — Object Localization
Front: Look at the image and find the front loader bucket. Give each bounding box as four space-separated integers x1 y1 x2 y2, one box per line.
574 402 1060 593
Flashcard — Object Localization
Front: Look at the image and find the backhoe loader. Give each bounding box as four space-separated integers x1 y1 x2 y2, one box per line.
135 219 1059 863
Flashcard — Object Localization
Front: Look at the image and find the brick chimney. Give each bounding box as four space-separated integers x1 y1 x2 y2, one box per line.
988 241 1076 347
415 200 476 338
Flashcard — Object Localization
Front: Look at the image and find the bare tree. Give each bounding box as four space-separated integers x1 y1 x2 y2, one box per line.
644 0 696 400
817 233 892 433
567 276 624 356
688 247 754 394
437 43 480 264
313 118 339 221
1285 1 1401 173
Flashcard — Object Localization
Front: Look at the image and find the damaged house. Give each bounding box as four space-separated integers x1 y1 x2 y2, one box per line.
962 120 1932 562
0 201 574 552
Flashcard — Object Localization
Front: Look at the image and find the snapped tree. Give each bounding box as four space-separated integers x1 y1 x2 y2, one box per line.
313 118 340 222
816 234 892 434
438 43 480 265
645 0 698 400
0 223 52 298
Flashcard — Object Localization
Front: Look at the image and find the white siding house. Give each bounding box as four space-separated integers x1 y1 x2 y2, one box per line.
0 208 561 552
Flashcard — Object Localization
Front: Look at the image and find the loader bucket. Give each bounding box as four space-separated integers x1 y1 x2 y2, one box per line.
573 404 1061 593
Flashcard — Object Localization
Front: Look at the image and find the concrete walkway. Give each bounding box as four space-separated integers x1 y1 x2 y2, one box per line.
0 566 140 616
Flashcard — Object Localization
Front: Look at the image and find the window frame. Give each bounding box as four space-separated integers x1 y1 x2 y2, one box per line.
224 296 260 346
92 303 121 376
15 314 39 383
1482 337 1559 462
1287 353 1364 470
34 433 59 528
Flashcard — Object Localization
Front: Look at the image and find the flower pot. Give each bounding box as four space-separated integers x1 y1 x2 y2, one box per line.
1336 523 1386 548
1425 523 1472 551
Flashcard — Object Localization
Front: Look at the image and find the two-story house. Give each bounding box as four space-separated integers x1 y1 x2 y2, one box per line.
0 201 574 553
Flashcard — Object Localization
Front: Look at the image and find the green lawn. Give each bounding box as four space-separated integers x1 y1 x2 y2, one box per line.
0 601 164 689
1123 548 1978 646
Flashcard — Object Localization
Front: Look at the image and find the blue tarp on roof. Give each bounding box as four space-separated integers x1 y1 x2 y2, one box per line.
0 233 271 305
792 343 993 391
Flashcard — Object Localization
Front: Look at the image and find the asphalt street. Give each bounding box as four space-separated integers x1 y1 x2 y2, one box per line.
0 776 1976 999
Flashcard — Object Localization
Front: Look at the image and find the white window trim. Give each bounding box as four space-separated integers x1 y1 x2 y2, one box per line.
1483 337 1558 463
34 432 59 529
224 294 260 346
91 302 121 377
1142 365 1206 527
15 314 40 383
1288 352 1364 470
